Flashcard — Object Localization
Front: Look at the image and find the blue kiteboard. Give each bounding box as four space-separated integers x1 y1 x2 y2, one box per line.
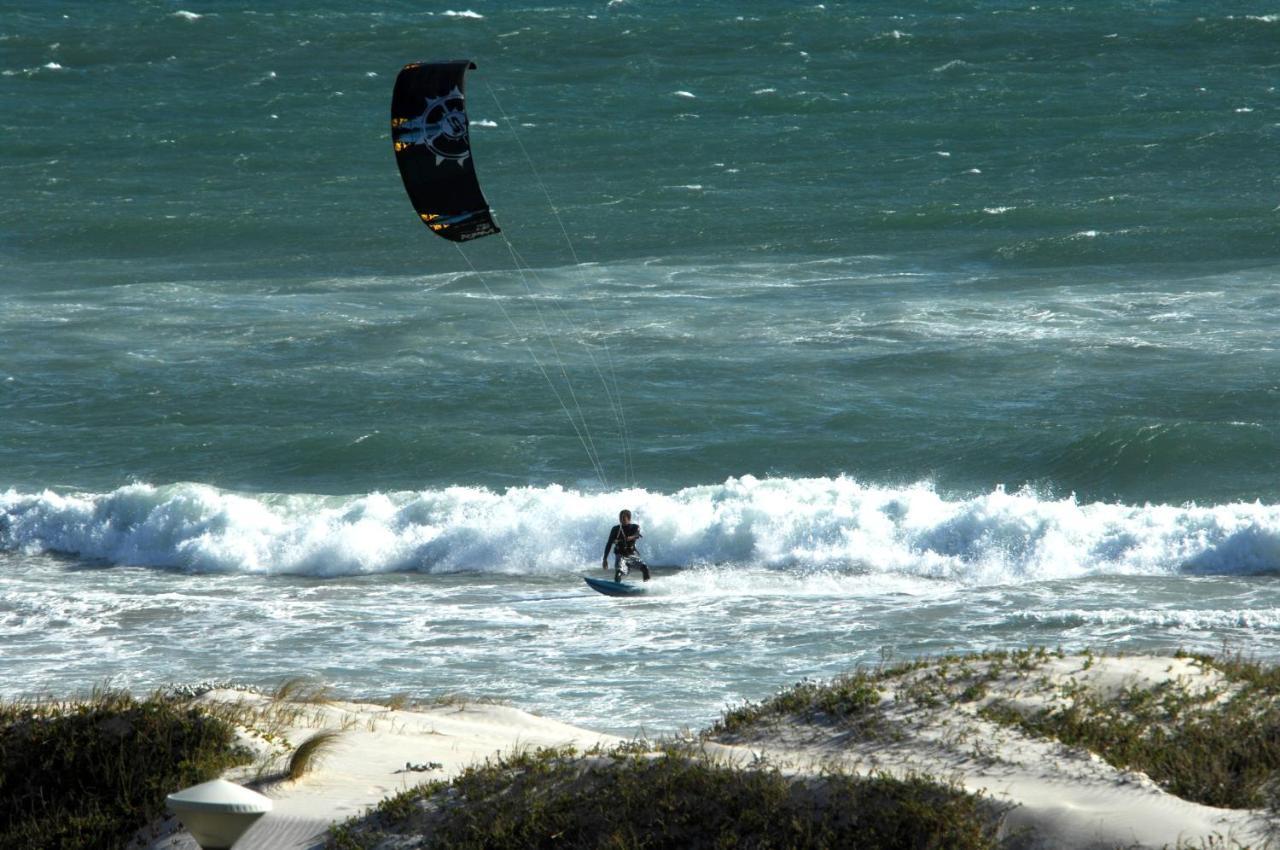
584 576 646 597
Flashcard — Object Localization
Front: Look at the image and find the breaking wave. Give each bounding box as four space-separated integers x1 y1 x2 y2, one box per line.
4 477 1280 581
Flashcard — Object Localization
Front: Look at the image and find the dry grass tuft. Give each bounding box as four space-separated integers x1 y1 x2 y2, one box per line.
272 676 333 705
288 729 343 781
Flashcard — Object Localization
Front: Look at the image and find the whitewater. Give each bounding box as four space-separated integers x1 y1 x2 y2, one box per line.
5 477 1280 579
5 476 1280 731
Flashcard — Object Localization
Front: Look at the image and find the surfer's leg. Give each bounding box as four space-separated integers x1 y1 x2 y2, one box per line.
614 552 626 583
625 557 650 581
620 556 649 581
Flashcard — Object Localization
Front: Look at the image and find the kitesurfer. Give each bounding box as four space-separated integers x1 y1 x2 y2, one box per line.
603 509 649 582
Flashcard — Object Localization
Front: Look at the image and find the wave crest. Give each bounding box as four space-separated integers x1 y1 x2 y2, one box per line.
3 477 1279 580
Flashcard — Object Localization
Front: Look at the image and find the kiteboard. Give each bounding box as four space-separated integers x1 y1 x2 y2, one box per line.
584 576 646 597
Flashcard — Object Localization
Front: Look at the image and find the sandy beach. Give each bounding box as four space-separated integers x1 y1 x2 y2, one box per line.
134 652 1272 850
134 692 622 849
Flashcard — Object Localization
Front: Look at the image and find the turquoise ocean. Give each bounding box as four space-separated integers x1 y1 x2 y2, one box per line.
3 1 1279 732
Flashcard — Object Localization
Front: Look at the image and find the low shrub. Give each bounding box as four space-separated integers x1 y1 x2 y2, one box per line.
983 652 1280 810
0 690 249 850
328 744 1008 850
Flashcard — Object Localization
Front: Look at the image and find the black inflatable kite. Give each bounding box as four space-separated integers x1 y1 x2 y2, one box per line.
391 60 499 242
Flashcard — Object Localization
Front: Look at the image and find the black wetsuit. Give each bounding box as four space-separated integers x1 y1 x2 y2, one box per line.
604 523 649 581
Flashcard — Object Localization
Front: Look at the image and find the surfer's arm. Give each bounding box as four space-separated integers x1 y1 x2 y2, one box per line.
602 526 619 562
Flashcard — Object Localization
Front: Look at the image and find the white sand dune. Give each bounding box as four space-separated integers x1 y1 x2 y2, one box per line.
137 694 622 850
142 655 1271 849
715 654 1268 850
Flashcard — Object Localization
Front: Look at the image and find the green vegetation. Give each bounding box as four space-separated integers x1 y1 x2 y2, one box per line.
708 647 1064 739
0 688 249 850
12 649 1280 849
981 650 1280 809
714 644 1280 814
706 645 1280 813
709 671 886 737
327 744 1009 850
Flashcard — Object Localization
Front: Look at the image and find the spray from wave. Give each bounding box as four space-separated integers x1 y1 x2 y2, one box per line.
2 476 1279 581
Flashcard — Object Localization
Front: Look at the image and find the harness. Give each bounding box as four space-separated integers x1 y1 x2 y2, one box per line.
615 524 637 556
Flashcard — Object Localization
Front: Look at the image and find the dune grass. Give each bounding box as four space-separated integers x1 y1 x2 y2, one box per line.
0 688 249 850
980 650 1280 810
271 676 334 706
326 743 1009 850
709 645 1280 813
288 729 344 781
708 647 1076 741
11 651 1278 849
709 670 887 738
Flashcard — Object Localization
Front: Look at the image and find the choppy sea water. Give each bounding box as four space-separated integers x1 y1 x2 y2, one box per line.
3 1 1279 733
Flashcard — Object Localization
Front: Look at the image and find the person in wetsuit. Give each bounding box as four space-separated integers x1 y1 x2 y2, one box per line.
602 509 650 582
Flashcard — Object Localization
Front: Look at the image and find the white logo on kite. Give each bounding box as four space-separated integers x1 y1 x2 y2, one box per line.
396 87 472 166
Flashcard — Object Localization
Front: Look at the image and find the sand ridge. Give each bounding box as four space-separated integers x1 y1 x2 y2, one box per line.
143 654 1272 850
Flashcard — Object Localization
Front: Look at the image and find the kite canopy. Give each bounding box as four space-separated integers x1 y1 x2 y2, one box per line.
391 59 500 242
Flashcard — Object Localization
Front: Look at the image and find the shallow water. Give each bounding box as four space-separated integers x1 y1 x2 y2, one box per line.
5 542 1279 733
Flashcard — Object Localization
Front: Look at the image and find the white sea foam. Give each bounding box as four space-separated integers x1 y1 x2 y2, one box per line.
4 478 1280 581
673 90 696 98
442 10 483 19
472 119 498 128
172 10 202 21
1016 607 1280 630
